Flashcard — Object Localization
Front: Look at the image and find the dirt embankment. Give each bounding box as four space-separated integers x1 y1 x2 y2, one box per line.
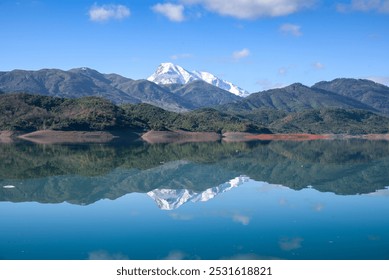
345 134 389 140
143 131 334 144
0 131 17 144
17 130 116 144
222 132 332 142
142 130 221 144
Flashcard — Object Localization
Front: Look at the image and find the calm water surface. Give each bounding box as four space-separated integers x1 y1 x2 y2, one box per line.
0 139 389 260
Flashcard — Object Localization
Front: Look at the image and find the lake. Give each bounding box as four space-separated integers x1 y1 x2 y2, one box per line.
0 139 389 260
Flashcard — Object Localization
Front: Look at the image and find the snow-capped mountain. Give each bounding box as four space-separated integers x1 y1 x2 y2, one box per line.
147 175 250 210
147 63 197 85
147 62 250 97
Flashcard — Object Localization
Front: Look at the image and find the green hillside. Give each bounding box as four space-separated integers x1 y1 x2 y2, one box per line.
0 93 264 133
269 108 389 134
0 93 141 131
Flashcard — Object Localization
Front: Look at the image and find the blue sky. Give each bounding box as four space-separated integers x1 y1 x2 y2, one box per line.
1 0 388 93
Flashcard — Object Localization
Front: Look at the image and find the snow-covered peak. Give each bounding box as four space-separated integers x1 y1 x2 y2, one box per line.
147 175 250 210
147 63 250 97
192 70 250 97
147 62 197 85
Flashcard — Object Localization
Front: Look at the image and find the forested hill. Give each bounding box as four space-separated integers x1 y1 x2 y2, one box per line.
0 93 264 133
1 93 389 135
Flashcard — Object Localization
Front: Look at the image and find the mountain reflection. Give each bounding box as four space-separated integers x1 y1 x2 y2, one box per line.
1 139 389 205
147 176 249 210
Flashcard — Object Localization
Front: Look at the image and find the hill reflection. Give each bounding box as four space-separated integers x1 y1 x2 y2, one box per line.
1 139 389 205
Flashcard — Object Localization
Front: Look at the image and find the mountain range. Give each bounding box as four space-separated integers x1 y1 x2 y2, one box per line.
0 67 241 112
1 64 389 135
1 65 388 116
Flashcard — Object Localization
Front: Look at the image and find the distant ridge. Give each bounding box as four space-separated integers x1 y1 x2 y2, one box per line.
220 80 388 116
312 78 389 115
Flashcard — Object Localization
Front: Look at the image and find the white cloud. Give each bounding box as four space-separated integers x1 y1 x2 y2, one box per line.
152 3 185 22
353 0 383 11
232 48 250 60
181 0 315 19
171 53 193 60
313 62 325 69
88 4 130 22
337 0 389 13
278 67 288 75
256 79 287 90
278 65 294 75
280 23 302 36
367 76 389 86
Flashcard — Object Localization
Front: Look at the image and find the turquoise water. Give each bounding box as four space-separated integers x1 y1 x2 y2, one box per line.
0 140 389 259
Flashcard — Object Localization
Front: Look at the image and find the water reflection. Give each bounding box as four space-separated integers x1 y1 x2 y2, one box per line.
0 146 389 260
1 140 389 205
148 176 249 210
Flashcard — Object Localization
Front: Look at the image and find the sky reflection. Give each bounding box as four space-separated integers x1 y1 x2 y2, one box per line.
1 179 388 260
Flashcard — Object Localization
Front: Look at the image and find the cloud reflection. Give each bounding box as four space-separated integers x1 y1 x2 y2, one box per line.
313 203 325 212
164 250 187 260
232 214 250 225
225 253 282 260
88 250 129 260
367 187 389 197
279 237 304 251
169 212 194 221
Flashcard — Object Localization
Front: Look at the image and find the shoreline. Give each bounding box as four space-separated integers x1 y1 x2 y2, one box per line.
17 130 116 144
0 131 19 144
141 130 221 144
1 129 389 144
222 132 332 142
